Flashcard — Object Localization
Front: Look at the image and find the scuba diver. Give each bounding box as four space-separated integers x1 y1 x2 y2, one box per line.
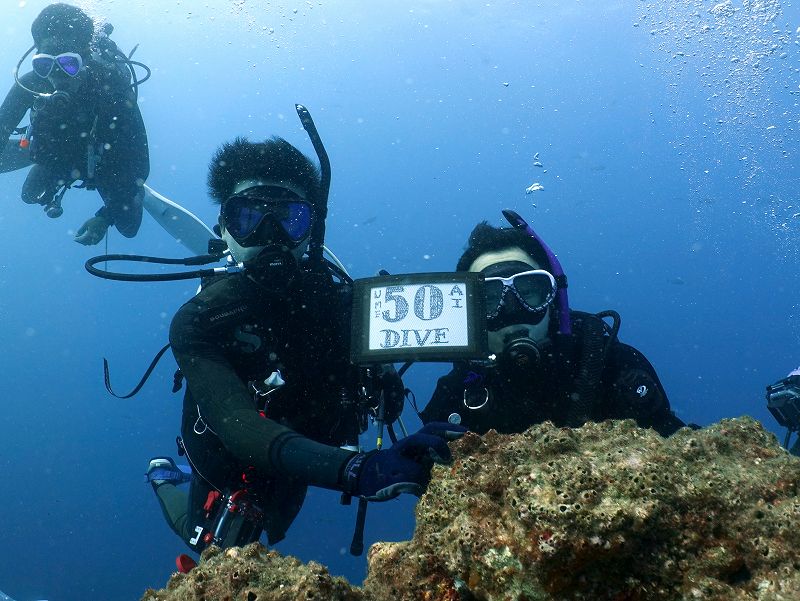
143 134 465 569
766 366 800 455
421 212 689 437
0 3 150 245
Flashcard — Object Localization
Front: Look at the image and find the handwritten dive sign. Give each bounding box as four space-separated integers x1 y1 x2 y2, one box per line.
351 272 487 364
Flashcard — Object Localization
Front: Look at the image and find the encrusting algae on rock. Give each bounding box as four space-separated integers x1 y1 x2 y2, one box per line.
367 417 800 600
142 417 800 601
140 544 364 601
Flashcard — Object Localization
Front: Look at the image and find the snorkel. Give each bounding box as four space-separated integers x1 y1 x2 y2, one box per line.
85 104 339 283
502 209 571 336
295 104 330 266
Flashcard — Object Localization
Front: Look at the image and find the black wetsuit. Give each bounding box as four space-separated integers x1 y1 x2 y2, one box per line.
0 57 149 236
421 311 686 437
156 265 362 550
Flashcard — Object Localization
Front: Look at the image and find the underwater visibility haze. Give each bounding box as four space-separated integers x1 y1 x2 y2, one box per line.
0 1 799 599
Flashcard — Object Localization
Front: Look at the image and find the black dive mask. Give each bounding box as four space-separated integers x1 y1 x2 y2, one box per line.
222 186 313 249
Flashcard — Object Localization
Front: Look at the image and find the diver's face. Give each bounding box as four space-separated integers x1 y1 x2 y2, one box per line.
470 248 552 355
219 178 312 264
36 38 87 91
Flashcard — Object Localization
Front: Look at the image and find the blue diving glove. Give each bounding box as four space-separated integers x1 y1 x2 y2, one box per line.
342 422 468 502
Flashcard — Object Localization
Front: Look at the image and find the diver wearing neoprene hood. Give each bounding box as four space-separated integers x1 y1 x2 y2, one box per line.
0 3 149 244
421 213 688 436
146 130 465 562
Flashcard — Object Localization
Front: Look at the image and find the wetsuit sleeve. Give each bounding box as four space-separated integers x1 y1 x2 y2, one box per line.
420 367 464 424
0 73 37 143
170 298 355 490
605 342 687 436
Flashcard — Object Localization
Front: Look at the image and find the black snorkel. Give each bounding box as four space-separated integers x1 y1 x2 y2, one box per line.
85 104 332 283
295 104 330 266
502 209 571 336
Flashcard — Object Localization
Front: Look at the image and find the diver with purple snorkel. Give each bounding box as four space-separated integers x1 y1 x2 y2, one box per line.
421 210 689 436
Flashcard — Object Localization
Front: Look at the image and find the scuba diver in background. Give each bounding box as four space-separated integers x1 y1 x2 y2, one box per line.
421 212 688 437
144 135 465 569
0 3 150 245
766 366 800 455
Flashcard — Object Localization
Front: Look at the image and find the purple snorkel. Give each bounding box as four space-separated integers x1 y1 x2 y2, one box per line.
502 209 572 336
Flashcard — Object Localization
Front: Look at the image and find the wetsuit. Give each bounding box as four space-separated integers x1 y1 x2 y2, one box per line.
422 311 686 437
155 265 364 550
0 57 149 236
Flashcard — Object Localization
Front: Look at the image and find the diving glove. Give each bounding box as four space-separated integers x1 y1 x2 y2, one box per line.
342 422 467 502
75 213 110 245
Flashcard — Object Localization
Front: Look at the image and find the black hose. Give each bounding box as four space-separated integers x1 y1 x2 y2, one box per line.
85 252 228 282
595 309 621 360
104 343 172 398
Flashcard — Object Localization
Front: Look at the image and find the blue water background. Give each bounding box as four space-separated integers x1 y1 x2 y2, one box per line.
0 1 799 599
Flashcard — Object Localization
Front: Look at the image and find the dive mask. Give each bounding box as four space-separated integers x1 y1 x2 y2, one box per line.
484 269 556 319
221 185 313 248
31 52 83 78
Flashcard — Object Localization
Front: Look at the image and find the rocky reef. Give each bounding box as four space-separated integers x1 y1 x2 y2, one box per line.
140 545 363 601
142 417 800 601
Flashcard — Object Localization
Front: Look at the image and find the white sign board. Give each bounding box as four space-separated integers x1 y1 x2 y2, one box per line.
351 273 486 364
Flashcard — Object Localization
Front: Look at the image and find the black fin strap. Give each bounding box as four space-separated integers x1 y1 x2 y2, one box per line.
104 343 172 399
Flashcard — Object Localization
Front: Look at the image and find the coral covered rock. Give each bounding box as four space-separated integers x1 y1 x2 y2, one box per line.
364 417 800 600
140 544 364 601
142 417 800 601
